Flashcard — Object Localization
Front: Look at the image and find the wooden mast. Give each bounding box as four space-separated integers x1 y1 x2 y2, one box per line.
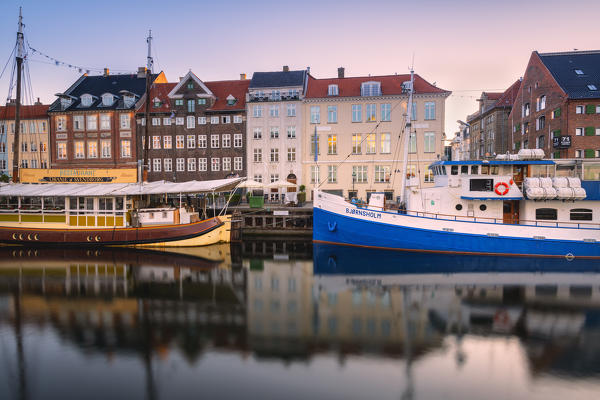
142 30 153 183
11 7 25 183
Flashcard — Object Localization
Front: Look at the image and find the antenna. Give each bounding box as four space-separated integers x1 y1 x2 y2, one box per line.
146 29 153 73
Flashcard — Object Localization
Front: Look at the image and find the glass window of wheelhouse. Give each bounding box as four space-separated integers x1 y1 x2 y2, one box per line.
536 208 557 220
570 208 592 221
43 197 65 210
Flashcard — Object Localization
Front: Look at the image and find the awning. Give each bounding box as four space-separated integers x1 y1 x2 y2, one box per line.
0 178 244 197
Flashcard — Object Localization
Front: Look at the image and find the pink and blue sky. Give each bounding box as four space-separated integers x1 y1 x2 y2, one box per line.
1 0 599 136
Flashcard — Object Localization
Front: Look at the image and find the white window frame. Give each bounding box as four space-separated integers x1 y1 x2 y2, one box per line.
211 157 220 171
222 134 231 148
234 133 243 148
234 157 242 171
211 134 219 148
199 158 207 171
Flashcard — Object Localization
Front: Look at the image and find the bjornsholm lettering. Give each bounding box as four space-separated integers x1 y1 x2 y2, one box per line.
345 208 382 219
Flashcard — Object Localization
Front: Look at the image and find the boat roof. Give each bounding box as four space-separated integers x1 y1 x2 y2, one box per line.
430 160 555 168
0 178 243 197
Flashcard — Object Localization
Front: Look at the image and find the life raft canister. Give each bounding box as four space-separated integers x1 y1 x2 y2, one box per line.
495 182 510 196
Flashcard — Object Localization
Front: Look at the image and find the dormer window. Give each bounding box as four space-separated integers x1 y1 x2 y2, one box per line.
102 93 114 106
575 69 584 75
187 81 194 89
226 94 237 106
270 90 281 101
361 81 381 97
80 94 93 107
152 97 161 108
328 84 339 96
60 97 72 109
123 95 135 108
588 84 598 91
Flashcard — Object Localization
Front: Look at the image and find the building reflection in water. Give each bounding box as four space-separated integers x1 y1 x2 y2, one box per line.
1 242 600 399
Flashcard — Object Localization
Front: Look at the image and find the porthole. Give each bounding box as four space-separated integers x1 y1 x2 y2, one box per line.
480 204 487 211
455 204 463 211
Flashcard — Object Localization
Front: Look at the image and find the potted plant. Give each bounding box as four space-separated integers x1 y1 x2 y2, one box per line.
297 185 306 206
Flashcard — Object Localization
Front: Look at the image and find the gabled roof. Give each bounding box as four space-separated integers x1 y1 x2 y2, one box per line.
48 72 162 112
537 50 600 99
494 79 522 108
167 70 214 99
305 73 449 98
205 79 250 111
137 83 177 113
249 70 307 89
0 104 49 120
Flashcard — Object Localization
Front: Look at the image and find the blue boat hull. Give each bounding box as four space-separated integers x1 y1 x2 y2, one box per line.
313 208 600 259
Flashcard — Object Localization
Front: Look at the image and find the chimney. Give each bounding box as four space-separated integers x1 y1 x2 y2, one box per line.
6 99 16 106
283 65 289 72
240 73 246 80
307 66 310 74
103 68 110 77
338 67 345 78
137 67 147 78
34 97 41 105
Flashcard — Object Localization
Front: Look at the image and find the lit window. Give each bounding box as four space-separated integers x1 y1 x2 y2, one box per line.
380 133 391 154
352 134 362 154
366 134 376 154
328 134 337 154
366 104 376 121
176 135 184 149
74 141 85 159
120 140 131 158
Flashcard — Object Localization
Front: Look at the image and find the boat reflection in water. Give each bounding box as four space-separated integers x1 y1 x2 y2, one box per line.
1 242 600 400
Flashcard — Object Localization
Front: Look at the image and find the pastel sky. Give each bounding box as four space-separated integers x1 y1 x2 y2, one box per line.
1 0 599 138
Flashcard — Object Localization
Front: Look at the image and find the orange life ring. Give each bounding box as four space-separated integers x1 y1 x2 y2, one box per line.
495 182 510 196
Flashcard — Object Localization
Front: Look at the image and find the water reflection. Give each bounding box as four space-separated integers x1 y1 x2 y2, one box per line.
1 242 599 400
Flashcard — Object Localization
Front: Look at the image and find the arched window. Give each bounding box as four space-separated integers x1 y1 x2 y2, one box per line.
102 93 114 106
80 94 93 107
286 173 297 184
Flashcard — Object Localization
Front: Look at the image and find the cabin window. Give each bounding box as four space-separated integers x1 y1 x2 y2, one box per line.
21 197 42 210
479 204 487 211
490 166 499 175
116 197 124 211
570 208 592 221
43 197 65 210
98 198 114 211
470 179 493 191
451 166 458 175
536 208 557 220
471 165 478 175
455 204 463 211
461 166 468 175
481 165 490 174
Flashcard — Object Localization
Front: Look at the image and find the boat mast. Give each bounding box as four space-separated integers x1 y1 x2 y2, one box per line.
11 7 25 183
399 68 415 205
142 29 153 183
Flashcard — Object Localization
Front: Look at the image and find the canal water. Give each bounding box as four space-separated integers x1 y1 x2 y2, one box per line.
1 241 599 400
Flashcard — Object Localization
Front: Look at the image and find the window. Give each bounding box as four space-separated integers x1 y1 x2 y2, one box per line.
270 90 281 101
411 102 417 121
253 105 263 118
570 208 592 221
210 116 219 124
163 117 171 126
270 148 279 162
198 117 206 125
74 141 84 159
310 106 320 123
287 126 296 139
253 148 262 162
536 116 545 131
81 94 93 107
222 134 231 148
222 157 231 171
187 99 195 113
120 140 131 158
57 142 67 159
21 160 28 168
269 105 279 117
380 133 391 154
536 135 545 149
575 69 584 75
424 132 435 153
375 166 390 183
575 150 582 158
311 166 319 183
176 158 185 172
253 128 262 139
211 134 219 148
21 142 27 152
41 121 47 132
30 159 37 168
176 135 184 149
366 104 376 121
536 208 557 220
353 165 368 183
153 159 162 172
352 134 362 154
101 140 111 158
152 117 161 126
270 127 279 139
288 147 296 162
234 134 243 147
311 134 319 156
86 115 97 130
409 133 416 153
424 169 434 183
197 98 206 105
234 115 242 123
73 115 84 130
30 122 36 133
537 95 546 111
576 128 583 136
187 135 196 148
361 81 381 96
523 103 530 117
328 134 337 154
222 116 231 124
175 117 184 125
576 105 584 114
327 106 338 123
366 134 376 154
99 114 110 130
85 141 97 159
352 104 362 122
424 102 436 120
187 116 195 129
163 158 172 172
254 174 262 183
187 158 196 172
152 136 161 149
270 173 279 183
234 157 242 171
163 135 172 149
588 84 598 91
328 84 339 96
287 104 296 117
211 158 220 171
327 165 337 183
199 158 207 171
381 103 391 121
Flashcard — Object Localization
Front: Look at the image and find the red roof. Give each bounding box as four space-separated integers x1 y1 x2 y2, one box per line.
205 79 250 111
305 73 449 98
0 104 49 120
144 83 177 113
482 92 503 100
494 79 522 108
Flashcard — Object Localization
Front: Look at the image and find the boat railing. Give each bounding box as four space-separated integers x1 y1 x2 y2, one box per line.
403 209 600 230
